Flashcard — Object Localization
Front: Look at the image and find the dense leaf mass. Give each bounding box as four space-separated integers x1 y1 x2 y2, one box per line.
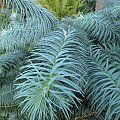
0 0 120 120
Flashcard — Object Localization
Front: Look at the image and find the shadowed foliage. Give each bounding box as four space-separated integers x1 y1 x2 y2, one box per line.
0 0 120 120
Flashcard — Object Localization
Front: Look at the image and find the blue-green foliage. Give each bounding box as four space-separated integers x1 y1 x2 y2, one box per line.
15 29 86 120
0 0 120 120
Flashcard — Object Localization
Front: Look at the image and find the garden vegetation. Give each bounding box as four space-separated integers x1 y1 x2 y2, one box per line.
0 0 120 120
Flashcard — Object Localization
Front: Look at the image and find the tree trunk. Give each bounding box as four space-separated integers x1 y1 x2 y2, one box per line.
0 0 2 8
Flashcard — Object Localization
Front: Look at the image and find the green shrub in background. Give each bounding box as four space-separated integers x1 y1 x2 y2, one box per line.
36 0 96 19
0 0 120 120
